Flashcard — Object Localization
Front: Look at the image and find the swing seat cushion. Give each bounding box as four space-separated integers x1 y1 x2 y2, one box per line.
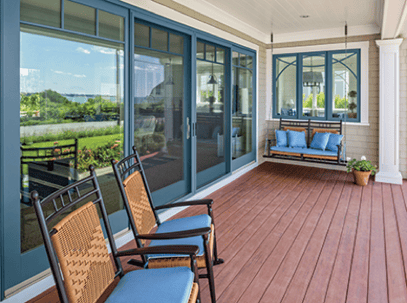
270 146 338 160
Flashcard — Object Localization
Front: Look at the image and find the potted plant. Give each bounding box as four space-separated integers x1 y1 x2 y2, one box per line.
346 156 377 186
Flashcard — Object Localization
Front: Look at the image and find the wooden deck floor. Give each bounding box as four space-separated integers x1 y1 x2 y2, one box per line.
29 162 407 303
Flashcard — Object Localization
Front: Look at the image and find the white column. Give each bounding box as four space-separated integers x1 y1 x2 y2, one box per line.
375 38 403 185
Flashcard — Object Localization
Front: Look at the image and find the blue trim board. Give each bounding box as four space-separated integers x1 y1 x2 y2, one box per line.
183 33 192 196
1 0 21 291
190 33 198 195
0 0 2 298
128 11 135 158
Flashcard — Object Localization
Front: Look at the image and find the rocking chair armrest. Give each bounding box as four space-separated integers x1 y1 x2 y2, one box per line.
116 245 200 258
136 227 211 240
154 199 213 210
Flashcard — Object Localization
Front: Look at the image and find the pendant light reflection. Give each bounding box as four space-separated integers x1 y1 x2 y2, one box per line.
165 58 174 85
207 62 218 84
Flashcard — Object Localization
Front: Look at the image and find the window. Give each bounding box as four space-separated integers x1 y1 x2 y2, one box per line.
273 49 360 122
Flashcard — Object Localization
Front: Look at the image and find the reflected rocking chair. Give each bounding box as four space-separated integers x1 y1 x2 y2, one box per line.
32 166 201 303
111 146 224 303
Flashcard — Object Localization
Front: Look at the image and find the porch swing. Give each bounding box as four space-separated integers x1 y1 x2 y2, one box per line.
263 25 349 166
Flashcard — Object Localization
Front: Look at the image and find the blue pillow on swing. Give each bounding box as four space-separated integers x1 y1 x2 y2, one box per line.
310 132 330 150
326 133 344 152
275 130 288 147
287 130 307 148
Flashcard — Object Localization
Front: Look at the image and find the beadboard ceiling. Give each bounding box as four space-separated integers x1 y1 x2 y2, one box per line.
202 0 381 34
172 0 384 42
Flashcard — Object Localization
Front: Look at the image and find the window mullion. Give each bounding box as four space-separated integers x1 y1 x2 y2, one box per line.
297 53 302 120
326 51 331 121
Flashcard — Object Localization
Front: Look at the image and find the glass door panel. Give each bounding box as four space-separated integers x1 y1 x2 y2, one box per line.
232 67 253 159
196 42 227 188
134 22 190 205
20 26 126 254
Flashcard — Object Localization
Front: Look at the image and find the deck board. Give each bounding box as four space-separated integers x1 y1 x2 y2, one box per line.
382 184 407 303
27 162 407 303
369 182 388 303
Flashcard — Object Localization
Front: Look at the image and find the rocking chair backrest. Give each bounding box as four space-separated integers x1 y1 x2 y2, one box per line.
32 166 123 303
52 202 115 303
122 170 157 243
111 146 160 247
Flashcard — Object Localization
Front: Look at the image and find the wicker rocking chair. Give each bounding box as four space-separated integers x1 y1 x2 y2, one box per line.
111 146 224 303
32 166 201 303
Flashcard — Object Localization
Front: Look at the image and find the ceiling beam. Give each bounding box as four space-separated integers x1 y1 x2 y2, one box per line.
381 0 407 39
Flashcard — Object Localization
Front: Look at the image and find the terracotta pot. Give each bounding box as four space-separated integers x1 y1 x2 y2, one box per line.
352 169 371 186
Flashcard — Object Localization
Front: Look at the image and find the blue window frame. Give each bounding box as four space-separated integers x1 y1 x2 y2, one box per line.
273 49 361 122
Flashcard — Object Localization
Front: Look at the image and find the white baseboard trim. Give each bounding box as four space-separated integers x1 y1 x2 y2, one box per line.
3 161 258 302
375 171 403 185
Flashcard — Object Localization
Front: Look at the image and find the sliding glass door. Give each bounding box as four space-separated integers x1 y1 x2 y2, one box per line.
133 21 191 205
196 41 228 188
231 48 256 169
17 0 129 284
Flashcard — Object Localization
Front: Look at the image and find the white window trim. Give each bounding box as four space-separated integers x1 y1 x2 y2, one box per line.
266 41 370 125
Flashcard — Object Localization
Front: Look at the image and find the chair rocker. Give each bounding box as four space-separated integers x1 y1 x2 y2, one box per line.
32 166 201 303
111 146 224 303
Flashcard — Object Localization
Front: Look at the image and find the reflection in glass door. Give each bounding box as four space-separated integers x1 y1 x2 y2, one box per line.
196 41 227 188
134 22 190 205
232 51 254 160
20 24 125 254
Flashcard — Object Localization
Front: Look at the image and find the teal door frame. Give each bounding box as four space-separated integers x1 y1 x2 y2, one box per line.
1 0 132 293
230 45 257 171
194 38 232 189
1 0 22 294
131 16 193 206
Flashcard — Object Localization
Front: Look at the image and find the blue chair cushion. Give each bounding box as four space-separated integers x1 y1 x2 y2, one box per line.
106 267 194 303
147 214 212 260
326 133 343 152
270 146 338 157
275 130 288 147
310 132 330 151
287 130 307 148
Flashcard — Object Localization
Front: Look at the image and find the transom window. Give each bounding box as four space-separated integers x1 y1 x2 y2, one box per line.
273 50 360 122
20 0 125 41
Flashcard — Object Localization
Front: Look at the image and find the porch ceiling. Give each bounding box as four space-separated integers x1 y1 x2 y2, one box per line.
198 0 381 34
172 0 383 43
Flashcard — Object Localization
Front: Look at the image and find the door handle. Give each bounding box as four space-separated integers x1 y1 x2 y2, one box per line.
186 117 190 139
